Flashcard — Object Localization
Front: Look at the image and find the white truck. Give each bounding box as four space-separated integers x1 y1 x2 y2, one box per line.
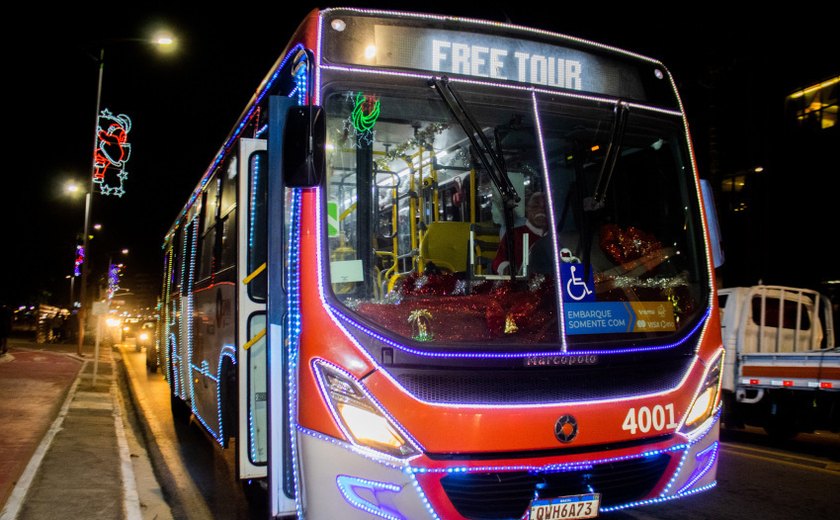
718 284 839 439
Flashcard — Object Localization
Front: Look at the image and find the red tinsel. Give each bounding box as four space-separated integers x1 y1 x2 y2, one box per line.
356 275 557 342
399 271 460 296
599 223 662 264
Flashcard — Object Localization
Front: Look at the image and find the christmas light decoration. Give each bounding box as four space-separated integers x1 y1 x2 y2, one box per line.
92 109 132 197
351 91 380 133
107 262 122 299
336 475 405 520
73 244 85 277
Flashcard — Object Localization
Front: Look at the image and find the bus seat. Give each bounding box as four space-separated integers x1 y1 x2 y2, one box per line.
470 222 501 275
419 221 472 272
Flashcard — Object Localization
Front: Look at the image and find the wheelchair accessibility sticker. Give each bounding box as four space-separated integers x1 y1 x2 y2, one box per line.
563 301 677 335
561 263 595 302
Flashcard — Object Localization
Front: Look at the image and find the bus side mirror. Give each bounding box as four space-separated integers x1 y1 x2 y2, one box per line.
283 106 325 187
700 179 725 268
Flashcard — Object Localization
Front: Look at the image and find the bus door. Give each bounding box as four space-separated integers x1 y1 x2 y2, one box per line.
237 137 269 479
266 95 297 516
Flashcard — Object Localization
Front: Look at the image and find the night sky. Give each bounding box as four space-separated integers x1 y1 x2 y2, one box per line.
3 2 836 306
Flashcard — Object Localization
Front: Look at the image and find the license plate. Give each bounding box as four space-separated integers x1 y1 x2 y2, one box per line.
529 493 600 520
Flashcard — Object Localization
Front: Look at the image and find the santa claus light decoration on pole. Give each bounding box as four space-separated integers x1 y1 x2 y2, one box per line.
92 109 132 197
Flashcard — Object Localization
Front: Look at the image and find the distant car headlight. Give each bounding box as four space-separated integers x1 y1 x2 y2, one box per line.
313 359 420 459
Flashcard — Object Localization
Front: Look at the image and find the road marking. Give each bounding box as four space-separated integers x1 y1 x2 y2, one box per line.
721 443 840 474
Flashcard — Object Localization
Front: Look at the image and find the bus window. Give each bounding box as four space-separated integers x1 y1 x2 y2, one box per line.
219 157 238 270
247 151 268 301
538 100 707 343
324 86 558 345
199 176 220 282
180 220 194 296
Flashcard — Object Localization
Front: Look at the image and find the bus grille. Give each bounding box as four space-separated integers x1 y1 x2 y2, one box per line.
439 453 672 519
394 357 690 404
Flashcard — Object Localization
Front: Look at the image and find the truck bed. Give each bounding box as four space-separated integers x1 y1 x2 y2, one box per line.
738 349 840 391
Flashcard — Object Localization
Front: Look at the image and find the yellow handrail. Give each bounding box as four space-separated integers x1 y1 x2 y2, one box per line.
243 328 266 350
242 263 267 285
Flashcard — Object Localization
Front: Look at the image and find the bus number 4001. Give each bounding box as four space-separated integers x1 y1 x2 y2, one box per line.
621 404 678 435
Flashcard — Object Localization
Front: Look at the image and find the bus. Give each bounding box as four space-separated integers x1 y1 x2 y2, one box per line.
159 7 724 519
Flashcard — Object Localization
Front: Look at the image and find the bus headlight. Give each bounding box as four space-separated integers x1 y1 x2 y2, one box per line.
680 352 723 434
313 360 420 459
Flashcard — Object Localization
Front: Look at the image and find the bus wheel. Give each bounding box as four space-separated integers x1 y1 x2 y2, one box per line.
220 361 237 448
170 391 191 425
169 359 191 424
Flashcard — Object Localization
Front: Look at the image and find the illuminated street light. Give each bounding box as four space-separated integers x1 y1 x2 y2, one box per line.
76 33 176 356
65 180 83 196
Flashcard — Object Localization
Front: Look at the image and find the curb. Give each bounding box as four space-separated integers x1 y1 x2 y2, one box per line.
116 347 213 520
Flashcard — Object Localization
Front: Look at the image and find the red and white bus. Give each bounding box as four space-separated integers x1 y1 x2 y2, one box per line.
160 7 724 519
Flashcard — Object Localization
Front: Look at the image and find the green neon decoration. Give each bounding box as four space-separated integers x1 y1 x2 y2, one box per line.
351 92 380 133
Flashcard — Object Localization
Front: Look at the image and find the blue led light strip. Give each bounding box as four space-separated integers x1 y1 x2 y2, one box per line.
163 250 173 382
599 482 717 513
298 420 718 518
405 470 442 520
407 442 688 475
249 154 262 251
319 65 684 118
165 45 305 241
295 67 307 106
311 358 424 457
328 305 708 359
661 410 720 496
676 441 719 494
297 426 405 471
309 188 706 408
187 219 198 408
321 8 665 65
531 91 566 350
249 380 261 461
189 345 237 445
285 189 305 518
336 475 405 520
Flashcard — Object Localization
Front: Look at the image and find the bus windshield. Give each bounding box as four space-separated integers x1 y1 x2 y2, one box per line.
324 83 707 348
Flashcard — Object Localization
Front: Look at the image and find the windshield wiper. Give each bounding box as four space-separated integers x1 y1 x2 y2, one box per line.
587 101 629 211
576 101 629 280
430 76 521 275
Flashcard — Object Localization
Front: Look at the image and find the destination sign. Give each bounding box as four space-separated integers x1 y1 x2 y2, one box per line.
373 25 639 97
429 35 583 88
322 14 653 101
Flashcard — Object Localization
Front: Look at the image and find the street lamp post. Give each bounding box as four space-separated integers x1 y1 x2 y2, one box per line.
66 275 76 308
92 247 128 385
75 35 175 356
76 47 104 356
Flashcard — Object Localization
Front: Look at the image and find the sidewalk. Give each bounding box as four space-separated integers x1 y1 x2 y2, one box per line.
0 337 170 520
